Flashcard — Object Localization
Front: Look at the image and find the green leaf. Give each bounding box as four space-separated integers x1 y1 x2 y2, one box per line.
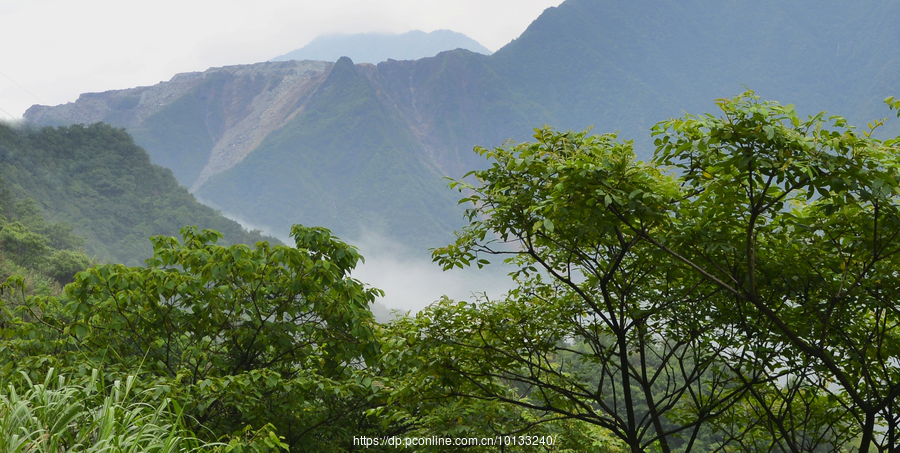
543 218 555 232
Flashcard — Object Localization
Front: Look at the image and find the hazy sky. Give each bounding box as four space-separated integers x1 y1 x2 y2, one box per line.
0 0 562 120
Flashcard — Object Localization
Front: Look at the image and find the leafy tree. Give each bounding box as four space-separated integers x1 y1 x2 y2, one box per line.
0 221 49 267
378 312 627 452
45 249 91 284
712 379 855 452
647 92 900 452
426 91 900 451
425 128 753 452
2 225 389 451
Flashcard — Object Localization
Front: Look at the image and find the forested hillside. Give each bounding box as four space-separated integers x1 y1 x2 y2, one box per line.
0 123 275 265
6 0 900 450
491 0 900 147
0 180 91 296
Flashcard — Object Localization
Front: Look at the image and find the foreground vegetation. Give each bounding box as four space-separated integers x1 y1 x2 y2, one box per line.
0 368 286 452
3 92 900 451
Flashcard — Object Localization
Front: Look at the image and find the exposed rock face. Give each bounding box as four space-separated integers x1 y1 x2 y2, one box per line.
26 70 204 127
25 60 334 190
188 61 332 191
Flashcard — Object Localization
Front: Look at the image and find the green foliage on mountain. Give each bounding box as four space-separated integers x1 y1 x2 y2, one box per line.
0 183 91 297
1 222 622 452
0 122 275 266
9 92 900 451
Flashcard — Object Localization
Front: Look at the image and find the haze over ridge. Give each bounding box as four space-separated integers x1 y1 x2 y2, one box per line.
271 29 493 64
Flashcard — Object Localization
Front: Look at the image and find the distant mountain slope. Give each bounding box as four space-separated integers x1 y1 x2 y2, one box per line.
271 30 492 64
491 0 900 153
24 52 542 250
0 123 276 266
195 57 467 249
23 0 900 250
364 50 553 178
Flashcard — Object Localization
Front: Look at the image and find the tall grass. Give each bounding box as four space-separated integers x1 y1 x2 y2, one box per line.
0 368 215 453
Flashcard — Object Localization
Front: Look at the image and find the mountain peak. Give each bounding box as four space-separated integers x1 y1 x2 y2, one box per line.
271 29 492 64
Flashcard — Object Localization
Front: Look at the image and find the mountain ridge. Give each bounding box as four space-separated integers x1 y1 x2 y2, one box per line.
24 61 334 188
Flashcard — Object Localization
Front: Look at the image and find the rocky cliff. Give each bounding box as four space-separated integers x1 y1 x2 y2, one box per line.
26 61 334 190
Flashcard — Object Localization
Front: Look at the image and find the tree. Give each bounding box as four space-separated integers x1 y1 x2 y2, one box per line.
0 221 49 267
2 225 390 451
45 249 91 284
425 129 755 452
425 91 900 451
380 311 629 452
648 92 900 452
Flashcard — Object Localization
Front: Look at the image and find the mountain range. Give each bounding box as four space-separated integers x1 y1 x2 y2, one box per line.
23 0 900 252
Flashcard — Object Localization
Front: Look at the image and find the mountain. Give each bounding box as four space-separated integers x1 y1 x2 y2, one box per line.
0 122 276 266
23 54 545 250
24 61 334 189
271 30 492 64
23 0 900 251
491 0 900 149
194 57 470 249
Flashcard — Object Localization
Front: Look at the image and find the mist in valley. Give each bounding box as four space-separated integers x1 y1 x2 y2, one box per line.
347 229 516 316
212 206 515 319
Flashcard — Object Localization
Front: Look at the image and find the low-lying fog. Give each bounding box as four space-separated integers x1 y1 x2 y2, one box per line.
347 230 516 318
215 209 515 320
